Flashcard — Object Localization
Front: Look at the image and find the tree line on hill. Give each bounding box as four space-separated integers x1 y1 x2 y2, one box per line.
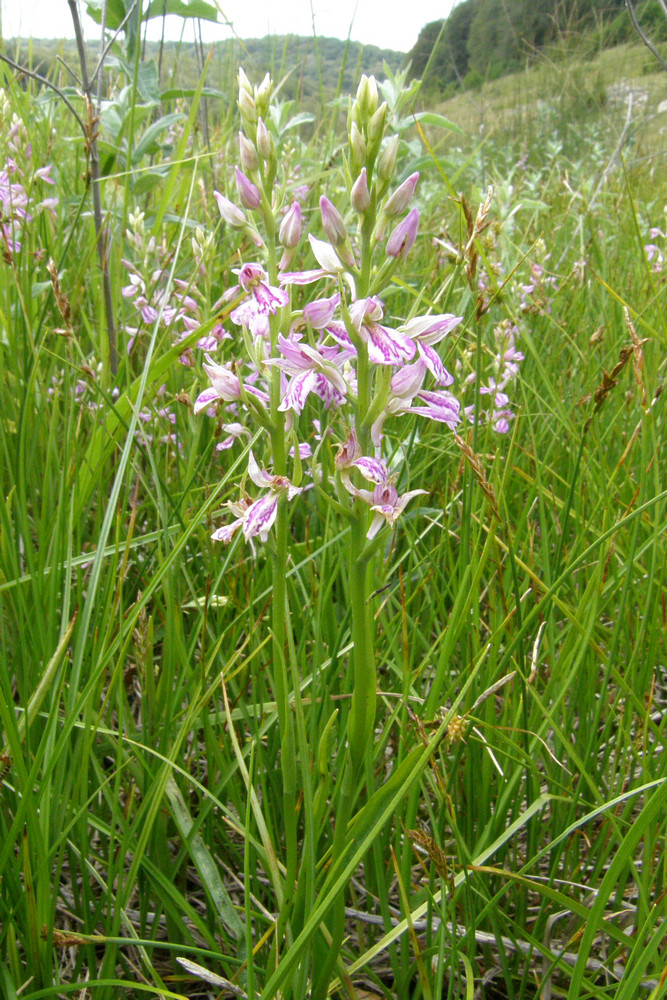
1 33 403 107
408 0 667 92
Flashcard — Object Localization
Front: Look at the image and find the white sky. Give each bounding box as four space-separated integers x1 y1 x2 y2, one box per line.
2 0 456 54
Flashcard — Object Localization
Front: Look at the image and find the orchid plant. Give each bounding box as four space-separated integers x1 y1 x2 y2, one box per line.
189 68 513 997
0 89 58 260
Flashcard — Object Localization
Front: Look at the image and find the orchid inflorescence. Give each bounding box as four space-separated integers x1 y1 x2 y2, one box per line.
0 89 58 259
192 70 472 548
644 224 664 273
121 209 230 364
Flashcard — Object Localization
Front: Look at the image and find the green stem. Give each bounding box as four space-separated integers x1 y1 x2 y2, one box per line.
355 346 372 453
312 193 383 996
311 508 377 999
271 492 298 940
347 513 376 778
266 219 298 955
311 758 355 1000
357 182 377 298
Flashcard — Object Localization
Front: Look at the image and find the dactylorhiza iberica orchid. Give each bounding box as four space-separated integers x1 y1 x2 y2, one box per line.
460 318 525 434
0 92 58 257
186 69 502 1000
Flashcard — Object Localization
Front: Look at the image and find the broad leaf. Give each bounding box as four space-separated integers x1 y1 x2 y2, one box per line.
414 111 463 133
144 0 221 22
161 86 226 100
131 112 185 163
84 0 127 29
134 59 162 105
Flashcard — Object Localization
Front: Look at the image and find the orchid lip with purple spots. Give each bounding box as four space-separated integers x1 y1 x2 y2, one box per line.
349 297 416 366
264 333 348 413
225 265 289 337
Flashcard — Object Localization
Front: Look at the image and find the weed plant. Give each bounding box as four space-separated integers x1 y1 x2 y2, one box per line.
0 15 665 1000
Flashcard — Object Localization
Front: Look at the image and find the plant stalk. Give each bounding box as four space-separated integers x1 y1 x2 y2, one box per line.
67 0 118 376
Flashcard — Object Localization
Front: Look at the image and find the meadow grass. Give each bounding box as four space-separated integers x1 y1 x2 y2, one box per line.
0 25 665 1000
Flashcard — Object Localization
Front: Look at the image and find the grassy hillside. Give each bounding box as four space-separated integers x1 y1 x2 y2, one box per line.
421 40 667 155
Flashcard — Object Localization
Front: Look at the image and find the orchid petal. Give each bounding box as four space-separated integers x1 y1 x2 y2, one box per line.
244 493 279 542
354 456 389 484
194 386 222 415
308 234 344 272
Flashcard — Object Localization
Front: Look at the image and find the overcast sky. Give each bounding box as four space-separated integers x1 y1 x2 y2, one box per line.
2 0 456 54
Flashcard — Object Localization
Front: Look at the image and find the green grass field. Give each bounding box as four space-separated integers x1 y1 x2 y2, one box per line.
0 18 665 1000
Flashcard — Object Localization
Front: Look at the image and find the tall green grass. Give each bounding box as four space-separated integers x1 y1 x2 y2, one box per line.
0 22 665 1000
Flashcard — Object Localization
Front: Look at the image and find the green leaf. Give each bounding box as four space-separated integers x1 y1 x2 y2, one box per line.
161 87 226 100
74 310 222 513
100 106 125 140
567 782 667 1000
131 112 185 163
84 0 127 29
131 167 171 196
151 61 210 233
1 614 77 754
0 965 19 1000
414 111 463 132
134 59 162 105
283 112 316 131
144 0 221 22
164 777 246 945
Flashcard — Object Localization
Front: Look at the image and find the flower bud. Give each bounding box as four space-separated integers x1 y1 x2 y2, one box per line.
239 132 259 173
350 168 370 214
303 292 339 329
383 171 419 217
355 75 378 119
348 100 362 133
367 101 387 146
235 167 261 210
390 360 427 399
386 208 419 259
256 118 274 161
239 92 256 124
238 67 253 97
349 121 367 172
279 201 302 248
254 73 272 117
237 70 256 123
377 135 399 182
320 196 348 247
214 190 247 228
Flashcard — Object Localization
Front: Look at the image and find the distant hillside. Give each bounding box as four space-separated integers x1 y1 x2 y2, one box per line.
217 35 404 99
408 0 667 93
2 34 405 105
